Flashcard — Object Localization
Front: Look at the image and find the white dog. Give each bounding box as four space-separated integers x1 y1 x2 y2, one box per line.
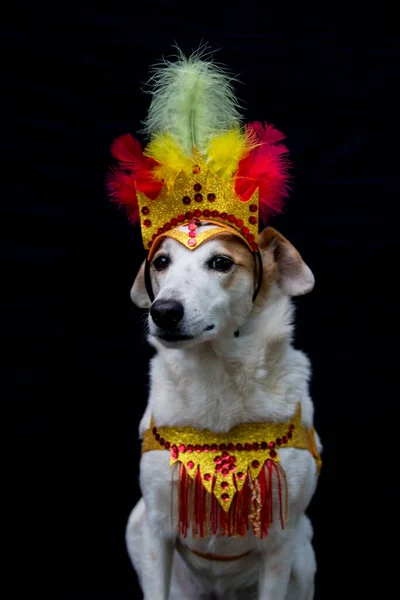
125 223 322 600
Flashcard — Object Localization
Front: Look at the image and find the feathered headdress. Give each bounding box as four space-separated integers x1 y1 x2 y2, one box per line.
107 49 290 257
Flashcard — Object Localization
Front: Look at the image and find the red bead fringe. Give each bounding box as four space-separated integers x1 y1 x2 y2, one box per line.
175 459 287 538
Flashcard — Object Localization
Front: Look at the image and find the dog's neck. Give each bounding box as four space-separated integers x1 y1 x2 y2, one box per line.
146 287 304 431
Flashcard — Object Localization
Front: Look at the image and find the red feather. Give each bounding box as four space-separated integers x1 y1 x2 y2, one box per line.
107 134 164 223
235 122 290 222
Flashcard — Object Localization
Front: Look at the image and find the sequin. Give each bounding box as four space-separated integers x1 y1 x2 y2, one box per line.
193 165 200 174
188 223 197 231
143 219 151 227
221 481 228 489
207 193 216 202
189 231 197 238
249 216 257 225
204 473 211 481
249 204 258 212
187 461 194 469
182 196 191 205
194 183 202 192
141 206 150 215
194 193 203 202
178 444 186 453
188 238 197 247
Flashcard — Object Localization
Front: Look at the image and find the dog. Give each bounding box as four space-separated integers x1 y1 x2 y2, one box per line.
125 223 322 600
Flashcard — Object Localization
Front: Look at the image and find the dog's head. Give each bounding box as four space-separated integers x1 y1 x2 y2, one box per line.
131 225 314 348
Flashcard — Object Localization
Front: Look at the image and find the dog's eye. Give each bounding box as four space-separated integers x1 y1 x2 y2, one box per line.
208 256 234 272
153 255 170 271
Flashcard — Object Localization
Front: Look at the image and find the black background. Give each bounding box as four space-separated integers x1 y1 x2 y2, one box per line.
3 2 399 599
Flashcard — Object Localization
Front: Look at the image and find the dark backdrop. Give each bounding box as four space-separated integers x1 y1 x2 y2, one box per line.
4 2 399 599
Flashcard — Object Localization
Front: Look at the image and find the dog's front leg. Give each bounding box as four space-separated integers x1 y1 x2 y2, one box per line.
140 510 174 600
258 541 294 600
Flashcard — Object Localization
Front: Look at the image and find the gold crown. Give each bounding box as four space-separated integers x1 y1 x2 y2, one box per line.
136 149 260 259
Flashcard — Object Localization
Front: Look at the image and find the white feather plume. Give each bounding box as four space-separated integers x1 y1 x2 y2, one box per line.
142 47 242 156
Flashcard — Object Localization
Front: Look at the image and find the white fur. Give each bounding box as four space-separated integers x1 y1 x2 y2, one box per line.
126 228 321 599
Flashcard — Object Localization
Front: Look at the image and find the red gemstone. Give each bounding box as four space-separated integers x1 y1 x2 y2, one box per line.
241 226 249 235
236 443 243 451
249 216 257 225
202 444 210 452
152 427 157 435
219 443 227 451
282 436 288 444
221 493 229 501
194 183 202 192
276 438 282 446
216 463 222 472
187 444 194 453
194 193 203 202
189 231 197 238
235 218 243 227
141 206 150 215
143 219 151 227
221 450 229 458
228 455 236 463
172 451 178 459
290 425 295 433
236 472 244 479
178 444 186 453
221 481 229 489
188 238 197 247
247 233 255 243
227 443 234 451
177 214 185 222
252 460 260 468
222 468 229 475
194 209 202 217
214 456 222 463
171 445 178 452
249 204 258 213
157 227 164 235
188 223 197 231
155 433 160 441
204 473 211 481
220 212 227 220
207 193 216 202
164 222 171 231
228 463 236 471
211 210 219 217
182 196 191 205
187 461 194 469
244 443 253 451
164 441 170 449
211 444 218 452
195 444 202 452
268 441 276 449
227 214 235 223
253 442 259 450
251 241 259 251
261 441 267 449
159 437 165 445
202 209 210 217
185 211 193 219
287 432 293 439
170 217 178 226
270 449 277 458
193 165 200 174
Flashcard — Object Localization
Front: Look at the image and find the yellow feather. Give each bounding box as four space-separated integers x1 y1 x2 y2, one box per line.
144 133 192 187
206 128 252 182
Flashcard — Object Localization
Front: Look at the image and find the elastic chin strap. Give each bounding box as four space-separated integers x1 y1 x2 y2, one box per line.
144 250 263 305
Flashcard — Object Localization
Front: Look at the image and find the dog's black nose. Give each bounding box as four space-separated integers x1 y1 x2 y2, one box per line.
150 300 184 330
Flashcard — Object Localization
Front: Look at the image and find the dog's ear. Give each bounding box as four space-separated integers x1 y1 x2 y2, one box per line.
130 260 152 308
258 227 315 296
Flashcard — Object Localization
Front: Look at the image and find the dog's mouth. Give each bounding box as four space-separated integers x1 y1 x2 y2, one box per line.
156 325 215 343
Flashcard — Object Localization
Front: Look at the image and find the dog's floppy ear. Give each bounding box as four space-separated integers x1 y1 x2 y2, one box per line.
258 227 315 296
130 260 152 308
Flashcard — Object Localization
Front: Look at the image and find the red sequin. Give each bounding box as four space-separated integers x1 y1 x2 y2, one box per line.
207 193 216 202
194 183 202 192
187 444 194 453
159 438 164 445
222 468 229 476
188 223 197 230
211 444 218 452
170 217 178 226
195 444 202 453
189 231 196 238
214 456 221 464
164 222 171 231
221 450 229 458
237 472 244 479
236 443 243 451
177 214 185 222
228 463 236 471
270 449 277 458
249 204 258 212
187 461 194 469
152 427 157 435
244 443 253 451
247 233 255 243
251 241 259 251
249 216 257 225
253 442 259 450
252 460 260 468
182 196 191 205
211 210 219 217
276 438 282 446
221 493 229 501
216 463 222 472
282 436 288 444
164 441 170 449
193 165 200 174
194 209 202 217
141 206 150 215
261 441 267 449
235 218 243 227
155 433 160 441
220 212 227 220
143 219 151 227
290 424 295 433
228 456 236 463
157 227 164 235
268 441 276 449
202 209 210 217
241 226 249 235
202 444 210 452
204 473 211 481
287 432 293 439
194 193 203 202
188 238 197 247
228 214 235 223
221 481 228 489
185 211 193 220
219 443 227 451
178 444 186 453
227 443 235 451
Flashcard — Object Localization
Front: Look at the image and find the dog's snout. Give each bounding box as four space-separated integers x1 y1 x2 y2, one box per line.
150 300 184 330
